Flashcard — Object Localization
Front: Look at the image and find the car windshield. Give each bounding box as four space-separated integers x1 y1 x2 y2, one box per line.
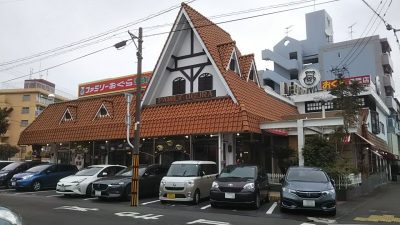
25 165 51 173
220 166 256 179
116 167 146 177
167 164 198 177
0 162 23 171
75 166 103 176
287 169 328 182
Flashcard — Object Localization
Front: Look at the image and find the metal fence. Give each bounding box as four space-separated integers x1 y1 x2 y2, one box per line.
267 173 285 184
335 173 362 190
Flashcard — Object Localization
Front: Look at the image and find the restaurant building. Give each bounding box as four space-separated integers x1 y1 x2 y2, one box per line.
18 3 298 172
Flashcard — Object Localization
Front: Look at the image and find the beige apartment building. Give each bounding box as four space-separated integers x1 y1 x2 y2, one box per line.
0 79 68 160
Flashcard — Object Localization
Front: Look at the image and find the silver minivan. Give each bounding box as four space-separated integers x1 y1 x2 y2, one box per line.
159 161 218 204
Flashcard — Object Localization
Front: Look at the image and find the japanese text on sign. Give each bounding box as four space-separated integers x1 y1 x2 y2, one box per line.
78 73 151 98
321 75 370 90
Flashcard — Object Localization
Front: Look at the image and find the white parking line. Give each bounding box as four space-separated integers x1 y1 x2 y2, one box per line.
46 194 63 197
141 200 160 205
0 189 14 192
266 202 277 214
16 190 55 195
300 223 315 225
83 197 97 201
200 204 211 210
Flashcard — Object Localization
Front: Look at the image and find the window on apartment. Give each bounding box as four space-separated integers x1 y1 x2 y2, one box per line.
370 111 380 134
263 79 275 89
198 73 213 91
290 72 298 80
380 122 385 134
20 120 28 127
172 77 186 95
22 94 30 101
289 52 298 60
21 107 29 114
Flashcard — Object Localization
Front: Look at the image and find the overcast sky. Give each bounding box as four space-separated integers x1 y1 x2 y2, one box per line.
0 0 399 99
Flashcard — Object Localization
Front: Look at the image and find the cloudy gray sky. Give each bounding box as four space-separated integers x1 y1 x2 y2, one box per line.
0 0 399 99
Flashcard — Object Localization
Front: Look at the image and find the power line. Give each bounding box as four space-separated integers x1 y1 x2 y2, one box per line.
0 0 318 71
1 0 341 84
1 43 120 83
336 0 388 68
0 0 196 68
144 0 341 38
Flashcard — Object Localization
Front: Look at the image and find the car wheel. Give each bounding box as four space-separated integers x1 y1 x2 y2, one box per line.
210 202 218 208
192 189 200 205
85 183 92 197
160 200 167 204
32 181 41 191
252 192 261 209
280 204 288 213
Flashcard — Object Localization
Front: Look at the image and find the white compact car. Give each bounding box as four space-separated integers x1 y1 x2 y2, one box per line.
56 165 126 196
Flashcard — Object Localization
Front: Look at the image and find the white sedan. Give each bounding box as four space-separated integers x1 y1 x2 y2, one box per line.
56 165 126 196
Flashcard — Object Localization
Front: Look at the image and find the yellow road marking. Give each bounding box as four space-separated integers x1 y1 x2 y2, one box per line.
354 214 400 223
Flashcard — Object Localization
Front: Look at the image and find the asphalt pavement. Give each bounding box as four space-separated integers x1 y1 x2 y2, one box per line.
0 183 399 225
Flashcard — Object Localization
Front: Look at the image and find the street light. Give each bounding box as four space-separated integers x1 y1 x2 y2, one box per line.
114 28 143 207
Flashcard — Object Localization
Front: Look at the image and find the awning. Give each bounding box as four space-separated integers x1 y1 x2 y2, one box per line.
265 129 288 136
354 133 376 147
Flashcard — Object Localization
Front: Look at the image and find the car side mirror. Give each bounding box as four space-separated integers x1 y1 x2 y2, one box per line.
201 171 205 177
143 172 149 177
101 172 108 177
279 178 284 184
330 178 335 187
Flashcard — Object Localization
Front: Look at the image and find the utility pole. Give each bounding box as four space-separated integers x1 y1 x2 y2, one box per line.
124 27 143 207
348 22 356 40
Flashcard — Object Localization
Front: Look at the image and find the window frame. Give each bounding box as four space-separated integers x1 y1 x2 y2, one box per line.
172 77 186 95
198 73 213 91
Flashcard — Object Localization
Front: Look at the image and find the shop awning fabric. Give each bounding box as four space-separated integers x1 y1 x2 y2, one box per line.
355 132 396 160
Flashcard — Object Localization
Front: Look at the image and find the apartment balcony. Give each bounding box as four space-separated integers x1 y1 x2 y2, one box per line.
262 49 298 71
383 74 395 91
385 96 398 112
382 52 394 74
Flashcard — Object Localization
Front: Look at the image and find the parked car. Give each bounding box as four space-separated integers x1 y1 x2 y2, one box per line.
210 164 269 209
159 161 218 204
0 206 22 225
280 167 336 216
56 164 126 196
92 164 169 199
0 161 43 188
10 164 78 191
0 161 13 170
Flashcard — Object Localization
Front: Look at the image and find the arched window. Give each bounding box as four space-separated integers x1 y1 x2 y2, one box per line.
198 73 213 91
173 77 186 95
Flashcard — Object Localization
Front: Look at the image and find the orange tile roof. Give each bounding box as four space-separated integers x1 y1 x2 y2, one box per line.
238 54 254 80
18 3 298 145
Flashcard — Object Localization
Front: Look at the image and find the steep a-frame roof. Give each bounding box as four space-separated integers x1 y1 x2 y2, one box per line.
181 3 297 124
18 4 298 145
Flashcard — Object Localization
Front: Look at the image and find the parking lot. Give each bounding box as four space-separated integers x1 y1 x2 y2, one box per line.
0 188 341 224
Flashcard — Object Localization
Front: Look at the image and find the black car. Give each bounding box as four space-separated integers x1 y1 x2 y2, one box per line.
210 165 269 209
0 161 43 188
0 161 13 170
92 164 169 200
280 167 336 216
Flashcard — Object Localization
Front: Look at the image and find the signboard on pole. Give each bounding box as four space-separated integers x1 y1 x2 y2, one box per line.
321 75 371 90
78 72 152 98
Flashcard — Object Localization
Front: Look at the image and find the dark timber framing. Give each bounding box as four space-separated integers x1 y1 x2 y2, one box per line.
166 29 211 92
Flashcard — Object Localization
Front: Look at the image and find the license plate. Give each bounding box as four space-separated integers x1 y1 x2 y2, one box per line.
95 191 102 197
303 200 315 207
11 182 16 187
167 193 175 199
225 192 235 199
59 186 65 191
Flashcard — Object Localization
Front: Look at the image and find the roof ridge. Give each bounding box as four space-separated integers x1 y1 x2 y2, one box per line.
181 2 231 38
